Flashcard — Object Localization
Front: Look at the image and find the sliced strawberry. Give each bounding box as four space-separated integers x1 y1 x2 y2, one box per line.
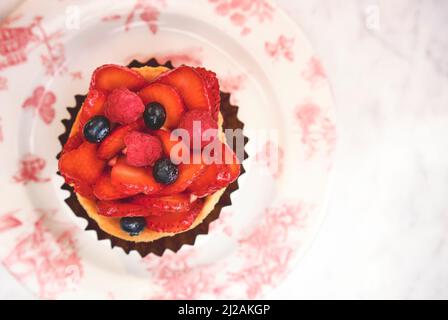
97 119 145 160
62 132 84 154
194 67 220 119
152 129 186 163
72 179 95 199
145 199 204 233
59 141 106 185
131 193 191 214
90 64 147 92
157 66 211 112
178 110 218 149
93 173 140 201
156 160 206 196
138 83 185 128
188 143 241 197
111 158 163 195
97 200 151 217
79 89 107 128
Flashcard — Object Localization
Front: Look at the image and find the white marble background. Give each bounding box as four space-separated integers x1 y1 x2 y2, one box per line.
1 0 448 299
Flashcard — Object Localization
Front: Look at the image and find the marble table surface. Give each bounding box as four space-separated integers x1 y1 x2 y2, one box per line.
1 0 447 300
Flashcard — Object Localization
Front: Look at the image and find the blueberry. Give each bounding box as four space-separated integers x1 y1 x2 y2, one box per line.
153 158 179 185
83 115 110 143
143 102 166 130
120 217 146 236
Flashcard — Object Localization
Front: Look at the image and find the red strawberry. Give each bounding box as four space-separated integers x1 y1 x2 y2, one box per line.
156 160 206 196
145 199 204 232
124 131 163 167
178 110 218 149
188 143 241 197
72 180 95 199
90 64 147 92
97 200 151 217
111 158 163 195
152 129 186 163
194 67 220 120
97 119 145 160
59 141 106 185
62 133 84 154
79 89 107 128
93 173 140 201
131 193 191 214
157 66 212 113
138 83 185 128
105 88 145 124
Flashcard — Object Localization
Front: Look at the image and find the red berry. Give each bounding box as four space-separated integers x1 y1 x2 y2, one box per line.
194 67 220 120
124 131 163 167
178 110 218 149
145 199 204 232
105 88 145 124
90 64 147 92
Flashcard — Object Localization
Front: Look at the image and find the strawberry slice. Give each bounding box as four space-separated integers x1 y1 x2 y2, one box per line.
188 143 241 197
152 129 186 163
156 160 206 196
62 132 84 155
79 89 107 128
138 83 186 128
131 193 191 214
194 67 220 120
93 173 140 201
97 118 145 160
59 141 106 185
111 158 163 195
157 66 211 113
145 199 204 233
97 200 151 217
90 64 147 92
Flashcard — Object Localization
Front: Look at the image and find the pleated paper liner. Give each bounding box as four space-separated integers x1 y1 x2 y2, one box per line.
57 58 248 257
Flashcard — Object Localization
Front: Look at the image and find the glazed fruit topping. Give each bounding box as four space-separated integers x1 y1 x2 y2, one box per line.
97 118 145 160
178 110 218 149
79 89 106 128
145 199 204 233
138 83 185 129
59 63 243 234
153 158 179 185
90 64 146 92
131 193 191 214
83 115 110 143
111 158 163 195
143 102 166 130
157 66 212 112
124 131 163 167
59 141 106 185
105 88 145 124
120 217 146 236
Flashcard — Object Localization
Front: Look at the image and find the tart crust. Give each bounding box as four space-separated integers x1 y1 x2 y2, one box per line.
68 66 228 243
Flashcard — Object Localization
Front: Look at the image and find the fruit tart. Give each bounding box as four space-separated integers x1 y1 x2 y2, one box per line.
58 59 246 256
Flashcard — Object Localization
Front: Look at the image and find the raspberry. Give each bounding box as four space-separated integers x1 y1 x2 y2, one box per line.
194 67 220 120
124 131 163 167
178 110 218 149
105 88 145 124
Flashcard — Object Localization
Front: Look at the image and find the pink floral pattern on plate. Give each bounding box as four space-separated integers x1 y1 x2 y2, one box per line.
302 56 327 88
209 0 274 35
296 102 336 159
265 35 294 62
13 154 50 185
0 210 22 233
2 210 83 299
102 0 166 34
22 86 56 125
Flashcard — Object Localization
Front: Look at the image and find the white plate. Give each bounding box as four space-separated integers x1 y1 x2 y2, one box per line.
0 0 335 299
